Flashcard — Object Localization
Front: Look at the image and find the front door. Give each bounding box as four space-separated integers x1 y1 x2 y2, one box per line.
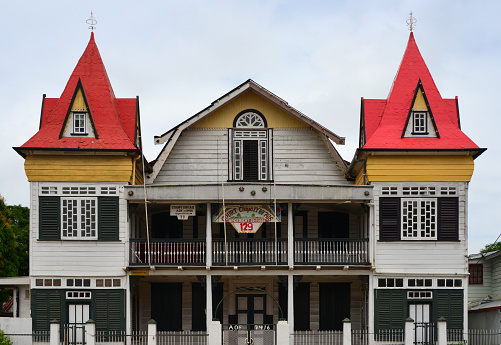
409 304 433 345
68 304 89 344
237 294 266 326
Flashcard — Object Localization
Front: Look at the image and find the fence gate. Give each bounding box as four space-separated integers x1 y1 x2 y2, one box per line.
63 323 86 345
223 324 276 345
414 322 435 345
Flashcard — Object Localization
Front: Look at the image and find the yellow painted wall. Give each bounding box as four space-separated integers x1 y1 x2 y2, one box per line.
25 155 134 182
72 88 88 111
412 88 427 111
355 155 475 184
190 90 309 129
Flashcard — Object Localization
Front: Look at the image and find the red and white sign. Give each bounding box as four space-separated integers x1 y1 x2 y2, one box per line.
213 205 281 234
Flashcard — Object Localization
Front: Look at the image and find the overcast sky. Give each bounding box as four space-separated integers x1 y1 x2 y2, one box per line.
1 1 498 254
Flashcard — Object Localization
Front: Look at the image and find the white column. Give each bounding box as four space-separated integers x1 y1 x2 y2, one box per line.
148 319 157 345
206 203 212 267
404 318 414 345
206 274 213 331
343 319 352 345
287 203 293 266
209 320 222 345
126 274 132 337
277 320 289 345
437 318 447 345
50 322 60 345
12 288 17 317
86 320 96 345
288 273 294 345
368 276 375 345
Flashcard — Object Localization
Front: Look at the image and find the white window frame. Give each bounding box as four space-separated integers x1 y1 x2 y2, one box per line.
73 111 87 134
61 197 98 240
412 112 427 134
401 198 437 240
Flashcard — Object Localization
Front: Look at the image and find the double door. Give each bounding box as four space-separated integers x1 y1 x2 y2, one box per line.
237 294 266 326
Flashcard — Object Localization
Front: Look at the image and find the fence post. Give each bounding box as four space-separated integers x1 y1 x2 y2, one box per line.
437 317 447 345
50 320 59 345
343 318 352 345
405 318 414 345
86 320 96 345
209 320 222 345
277 320 289 345
148 319 157 345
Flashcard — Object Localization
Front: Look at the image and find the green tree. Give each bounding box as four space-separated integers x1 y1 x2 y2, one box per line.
8 205 29 276
480 241 501 253
0 196 18 277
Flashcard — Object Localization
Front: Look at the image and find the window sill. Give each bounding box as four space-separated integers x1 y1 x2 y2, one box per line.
70 133 89 136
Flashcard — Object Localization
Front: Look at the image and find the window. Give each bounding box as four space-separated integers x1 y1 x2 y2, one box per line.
402 198 436 240
73 112 87 135
412 112 427 134
469 264 483 284
230 110 272 181
61 198 97 239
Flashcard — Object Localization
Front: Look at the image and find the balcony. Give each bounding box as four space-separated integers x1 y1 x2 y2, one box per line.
130 238 369 266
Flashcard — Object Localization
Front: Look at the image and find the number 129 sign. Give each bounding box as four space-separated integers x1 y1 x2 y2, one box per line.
232 222 263 233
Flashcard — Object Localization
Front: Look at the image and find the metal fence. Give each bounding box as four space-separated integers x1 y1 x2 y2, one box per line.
468 329 501 345
294 330 343 345
223 324 275 345
157 331 208 345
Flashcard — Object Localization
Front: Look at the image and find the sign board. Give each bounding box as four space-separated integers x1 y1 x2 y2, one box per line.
170 205 196 217
213 205 281 234
131 270 149 276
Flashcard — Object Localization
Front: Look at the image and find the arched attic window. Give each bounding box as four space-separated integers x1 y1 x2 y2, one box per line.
229 110 272 182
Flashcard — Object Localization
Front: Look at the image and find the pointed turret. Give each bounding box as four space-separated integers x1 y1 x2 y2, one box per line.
17 33 138 152
360 33 480 151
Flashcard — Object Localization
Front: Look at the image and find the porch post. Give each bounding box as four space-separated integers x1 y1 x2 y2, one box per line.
288 273 294 345
437 317 447 345
148 319 157 345
206 274 213 332
209 320 222 345
277 320 289 345
367 202 375 345
12 288 17 317
86 320 96 345
404 318 414 345
343 319 352 345
49 321 59 345
287 202 293 266
206 202 212 267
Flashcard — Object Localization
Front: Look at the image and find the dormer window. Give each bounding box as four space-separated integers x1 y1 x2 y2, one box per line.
412 112 427 134
73 112 87 135
229 110 273 182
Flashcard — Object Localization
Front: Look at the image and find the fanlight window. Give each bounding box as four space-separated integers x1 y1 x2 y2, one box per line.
235 112 266 128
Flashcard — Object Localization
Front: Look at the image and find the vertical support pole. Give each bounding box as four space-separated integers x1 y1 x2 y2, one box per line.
209 320 222 345
50 321 60 345
343 319 352 345
288 273 294 345
405 318 414 345
206 274 213 332
86 320 96 345
12 288 17 317
368 202 375 345
287 203 293 267
437 317 447 345
148 319 157 345
206 202 212 267
126 273 132 337
277 320 289 345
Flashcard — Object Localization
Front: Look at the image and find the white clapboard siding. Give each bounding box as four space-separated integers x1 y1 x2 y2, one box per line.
154 129 348 185
490 256 501 300
468 258 492 302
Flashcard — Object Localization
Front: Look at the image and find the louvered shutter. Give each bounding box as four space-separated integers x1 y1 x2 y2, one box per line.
32 290 62 332
435 290 463 329
94 290 124 332
39 197 60 240
98 197 119 241
379 198 401 241
243 140 259 181
375 290 405 332
438 198 459 241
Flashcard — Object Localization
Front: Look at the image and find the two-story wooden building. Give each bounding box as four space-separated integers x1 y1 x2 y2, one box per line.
14 30 484 343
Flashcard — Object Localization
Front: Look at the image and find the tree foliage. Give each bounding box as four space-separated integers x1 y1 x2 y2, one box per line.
0 196 18 277
480 241 501 253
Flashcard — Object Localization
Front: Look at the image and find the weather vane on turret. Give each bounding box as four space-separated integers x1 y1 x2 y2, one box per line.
406 11 416 32
86 11 97 32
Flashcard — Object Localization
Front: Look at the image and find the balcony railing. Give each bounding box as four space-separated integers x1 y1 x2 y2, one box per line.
213 238 288 265
130 239 206 265
130 238 369 266
294 238 369 265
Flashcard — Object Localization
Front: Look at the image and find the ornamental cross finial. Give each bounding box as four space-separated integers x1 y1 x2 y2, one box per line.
406 11 417 32
86 11 98 32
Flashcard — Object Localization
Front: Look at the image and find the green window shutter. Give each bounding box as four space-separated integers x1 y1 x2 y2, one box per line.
375 290 405 332
435 290 463 329
94 290 125 332
379 198 401 241
39 197 60 240
438 198 459 241
98 197 119 241
31 289 62 332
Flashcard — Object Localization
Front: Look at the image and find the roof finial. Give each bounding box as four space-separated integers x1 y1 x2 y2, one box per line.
406 11 416 32
86 11 98 32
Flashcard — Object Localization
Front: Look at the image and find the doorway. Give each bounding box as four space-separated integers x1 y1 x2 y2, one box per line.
67 304 89 344
236 294 266 326
409 303 433 345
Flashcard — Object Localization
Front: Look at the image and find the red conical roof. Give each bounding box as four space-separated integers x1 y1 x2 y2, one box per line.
362 33 479 150
21 33 138 151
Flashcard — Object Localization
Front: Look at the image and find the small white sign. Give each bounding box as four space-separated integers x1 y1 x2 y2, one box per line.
170 205 196 216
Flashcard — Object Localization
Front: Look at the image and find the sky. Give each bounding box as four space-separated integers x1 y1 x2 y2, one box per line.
0 1 498 254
